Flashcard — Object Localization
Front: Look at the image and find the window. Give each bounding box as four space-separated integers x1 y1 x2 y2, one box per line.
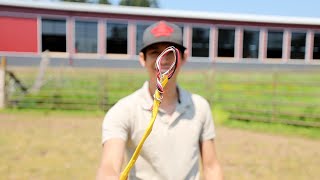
136 23 152 54
313 33 320 60
75 20 98 53
42 19 66 52
243 30 259 59
192 27 210 57
106 22 128 54
267 30 283 58
290 32 306 59
218 28 235 57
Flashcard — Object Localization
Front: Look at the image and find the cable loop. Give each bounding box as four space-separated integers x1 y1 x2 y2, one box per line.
153 93 163 102
154 46 180 100
120 46 180 180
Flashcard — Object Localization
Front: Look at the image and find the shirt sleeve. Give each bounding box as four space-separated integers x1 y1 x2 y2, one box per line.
200 100 216 142
102 99 130 145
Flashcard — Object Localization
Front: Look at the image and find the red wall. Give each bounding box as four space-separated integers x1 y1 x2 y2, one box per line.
0 16 38 53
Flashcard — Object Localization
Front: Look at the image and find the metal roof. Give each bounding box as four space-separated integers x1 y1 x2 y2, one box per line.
1 0 320 26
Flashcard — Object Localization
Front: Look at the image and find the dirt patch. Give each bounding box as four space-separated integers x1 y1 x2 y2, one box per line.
0 113 319 180
215 127 320 180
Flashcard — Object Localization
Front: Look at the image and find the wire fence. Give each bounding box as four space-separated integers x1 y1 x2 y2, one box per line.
212 76 320 127
4 65 320 128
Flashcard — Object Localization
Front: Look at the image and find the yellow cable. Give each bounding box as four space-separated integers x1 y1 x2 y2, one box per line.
119 75 169 180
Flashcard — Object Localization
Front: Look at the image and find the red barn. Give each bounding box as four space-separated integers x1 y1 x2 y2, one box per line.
1 0 320 67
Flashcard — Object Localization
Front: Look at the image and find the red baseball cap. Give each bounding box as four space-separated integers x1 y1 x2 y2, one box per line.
140 21 186 52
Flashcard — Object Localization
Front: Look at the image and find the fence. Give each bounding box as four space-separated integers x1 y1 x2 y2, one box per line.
0 57 6 108
3 61 320 127
210 71 320 128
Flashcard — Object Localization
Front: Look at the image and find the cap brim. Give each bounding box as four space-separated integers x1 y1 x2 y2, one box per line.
140 41 186 53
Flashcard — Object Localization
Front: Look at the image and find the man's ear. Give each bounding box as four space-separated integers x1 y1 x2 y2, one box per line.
139 52 146 67
180 49 189 66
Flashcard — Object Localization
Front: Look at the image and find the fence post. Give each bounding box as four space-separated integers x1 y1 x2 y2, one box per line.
206 69 215 105
30 50 50 93
271 70 278 122
0 56 7 109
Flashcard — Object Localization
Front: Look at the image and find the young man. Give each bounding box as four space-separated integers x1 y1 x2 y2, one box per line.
97 21 223 180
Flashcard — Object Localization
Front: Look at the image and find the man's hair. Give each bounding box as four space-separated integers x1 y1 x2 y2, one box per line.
141 43 185 61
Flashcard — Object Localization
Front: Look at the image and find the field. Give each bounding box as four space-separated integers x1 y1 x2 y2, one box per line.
1 67 320 179
0 111 319 180
6 67 320 129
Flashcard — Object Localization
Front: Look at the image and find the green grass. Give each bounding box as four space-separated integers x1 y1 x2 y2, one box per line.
6 67 320 130
212 106 320 139
2 106 319 140
0 107 104 117
224 120 320 139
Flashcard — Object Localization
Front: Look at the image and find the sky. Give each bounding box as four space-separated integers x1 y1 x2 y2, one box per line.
110 0 320 18
23 0 320 18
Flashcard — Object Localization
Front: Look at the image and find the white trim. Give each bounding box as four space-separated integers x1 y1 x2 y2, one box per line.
105 54 131 59
37 15 41 54
0 52 39 56
188 57 210 62
210 26 217 61
66 16 72 54
259 28 267 61
2 0 320 26
0 11 37 18
73 16 100 22
235 27 243 61
184 24 192 57
99 19 106 56
128 21 135 57
305 31 313 62
73 17 78 54
283 29 290 62
187 25 193 57
35 14 69 20
72 53 101 59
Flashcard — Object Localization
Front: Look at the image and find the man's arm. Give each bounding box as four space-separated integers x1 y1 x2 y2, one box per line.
96 139 126 180
200 139 223 180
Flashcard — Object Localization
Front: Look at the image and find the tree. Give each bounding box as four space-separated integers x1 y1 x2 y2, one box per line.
98 0 110 4
61 0 111 4
119 0 159 8
62 0 88 2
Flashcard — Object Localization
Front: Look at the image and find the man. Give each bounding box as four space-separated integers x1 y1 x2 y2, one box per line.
97 21 223 180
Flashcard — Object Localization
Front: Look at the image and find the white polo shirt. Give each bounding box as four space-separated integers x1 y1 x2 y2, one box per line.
102 81 216 180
